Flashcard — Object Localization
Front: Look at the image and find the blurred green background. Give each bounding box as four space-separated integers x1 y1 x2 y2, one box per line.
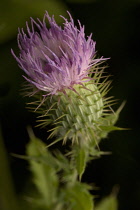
0 0 140 210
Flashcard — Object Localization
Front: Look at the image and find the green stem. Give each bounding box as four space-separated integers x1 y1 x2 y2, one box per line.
0 127 19 210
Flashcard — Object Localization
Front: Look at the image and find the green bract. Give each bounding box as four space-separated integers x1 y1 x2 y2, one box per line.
40 82 104 145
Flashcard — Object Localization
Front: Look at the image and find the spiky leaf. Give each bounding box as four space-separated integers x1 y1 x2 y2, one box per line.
26 129 59 208
98 101 126 139
73 146 88 180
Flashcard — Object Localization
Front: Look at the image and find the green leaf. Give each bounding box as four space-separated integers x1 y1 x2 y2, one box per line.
99 125 124 139
26 128 59 208
100 126 123 132
95 195 118 210
75 147 87 180
65 182 94 210
104 101 126 126
98 102 126 139
89 147 110 159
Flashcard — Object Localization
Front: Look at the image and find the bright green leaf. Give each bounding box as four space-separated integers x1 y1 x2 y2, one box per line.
26 128 59 208
66 182 94 210
75 147 87 180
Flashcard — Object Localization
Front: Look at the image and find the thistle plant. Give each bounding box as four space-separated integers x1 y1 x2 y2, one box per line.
12 11 123 210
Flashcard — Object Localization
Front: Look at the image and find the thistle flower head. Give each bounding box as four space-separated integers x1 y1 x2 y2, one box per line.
11 11 119 147
12 11 105 95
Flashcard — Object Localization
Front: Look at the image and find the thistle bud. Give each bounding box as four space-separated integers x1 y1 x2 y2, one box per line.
39 80 105 145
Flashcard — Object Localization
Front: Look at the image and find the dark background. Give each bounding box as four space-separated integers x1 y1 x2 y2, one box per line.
0 0 140 210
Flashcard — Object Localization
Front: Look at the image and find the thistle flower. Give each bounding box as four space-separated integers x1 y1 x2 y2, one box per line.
12 11 119 148
11 11 105 96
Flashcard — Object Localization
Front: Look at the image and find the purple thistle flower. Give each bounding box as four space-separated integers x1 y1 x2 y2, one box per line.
12 11 105 96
